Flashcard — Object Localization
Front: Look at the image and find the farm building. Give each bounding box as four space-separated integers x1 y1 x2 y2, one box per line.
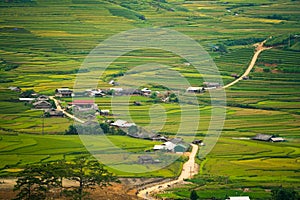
186 87 204 93
153 141 176 152
203 82 220 88
68 100 98 111
231 73 239 78
33 101 52 109
252 134 285 142
110 119 136 128
55 88 73 97
270 137 285 142
100 109 110 116
141 88 151 94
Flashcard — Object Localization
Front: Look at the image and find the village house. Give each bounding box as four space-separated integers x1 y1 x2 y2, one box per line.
153 141 176 152
141 88 151 94
55 88 73 97
86 89 104 97
33 100 52 110
109 80 116 85
8 86 21 92
100 109 110 116
68 100 98 112
252 134 285 142
270 137 285 142
231 73 239 79
37 95 49 101
203 82 220 89
110 119 136 128
46 108 64 117
153 141 188 153
186 87 204 93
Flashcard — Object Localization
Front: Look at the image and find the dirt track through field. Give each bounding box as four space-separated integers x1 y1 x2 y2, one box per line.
137 144 199 200
223 39 272 89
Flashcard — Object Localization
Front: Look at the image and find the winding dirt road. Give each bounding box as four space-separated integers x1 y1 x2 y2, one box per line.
223 39 271 89
49 96 85 124
137 144 199 200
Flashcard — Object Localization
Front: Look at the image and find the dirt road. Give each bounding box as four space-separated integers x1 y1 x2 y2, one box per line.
49 96 85 124
223 39 272 89
137 144 199 199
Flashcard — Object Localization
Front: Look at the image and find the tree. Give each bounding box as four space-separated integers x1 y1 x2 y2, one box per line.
128 125 138 135
100 123 110 134
14 163 61 200
64 156 119 200
65 125 78 135
216 43 228 53
20 89 35 98
169 93 178 103
271 186 299 200
190 190 199 200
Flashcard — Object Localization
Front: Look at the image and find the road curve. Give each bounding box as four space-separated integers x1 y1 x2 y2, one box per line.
223 39 271 89
137 144 199 200
49 96 85 124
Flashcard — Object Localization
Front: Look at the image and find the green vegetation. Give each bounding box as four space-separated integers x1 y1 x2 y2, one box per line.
0 0 299 198
13 156 119 200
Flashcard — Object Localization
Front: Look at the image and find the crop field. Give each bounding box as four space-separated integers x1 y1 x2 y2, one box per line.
0 0 299 198
0 134 185 177
157 138 299 199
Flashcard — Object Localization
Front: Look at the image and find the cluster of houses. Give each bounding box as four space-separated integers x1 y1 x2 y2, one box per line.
153 138 189 153
19 94 64 117
137 137 189 165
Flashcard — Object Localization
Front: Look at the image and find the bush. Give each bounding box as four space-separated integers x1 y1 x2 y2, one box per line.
271 186 299 200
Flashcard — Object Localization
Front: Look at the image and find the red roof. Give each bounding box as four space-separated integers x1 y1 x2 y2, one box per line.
69 100 95 105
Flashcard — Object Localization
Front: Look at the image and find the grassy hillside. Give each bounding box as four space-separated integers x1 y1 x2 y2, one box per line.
0 0 299 198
